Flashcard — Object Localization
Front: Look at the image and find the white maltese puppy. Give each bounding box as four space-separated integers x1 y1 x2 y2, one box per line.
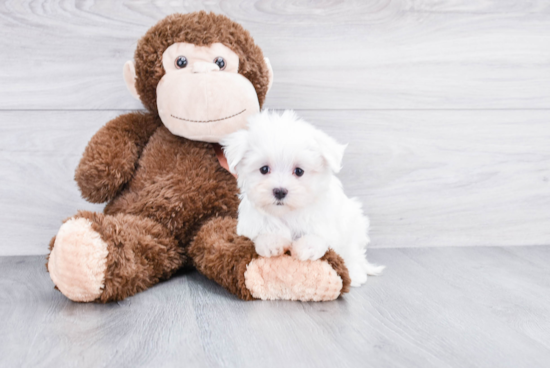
221 110 384 287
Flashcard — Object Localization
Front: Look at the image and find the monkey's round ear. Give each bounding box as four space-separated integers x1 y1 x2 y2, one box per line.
123 60 140 100
264 57 274 93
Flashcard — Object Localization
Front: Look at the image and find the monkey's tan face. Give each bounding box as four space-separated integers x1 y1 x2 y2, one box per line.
152 42 258 142
124 41 273 143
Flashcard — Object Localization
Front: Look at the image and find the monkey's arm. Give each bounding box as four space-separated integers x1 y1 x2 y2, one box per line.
75 112 161 203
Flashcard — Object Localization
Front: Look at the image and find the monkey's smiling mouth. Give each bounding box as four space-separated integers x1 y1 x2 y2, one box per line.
170 109 246 123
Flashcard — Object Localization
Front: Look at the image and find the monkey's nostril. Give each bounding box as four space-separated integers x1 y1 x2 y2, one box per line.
273 188 288 200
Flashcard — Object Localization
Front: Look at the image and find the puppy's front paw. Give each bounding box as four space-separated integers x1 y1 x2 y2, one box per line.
254 234 292 258
291 235 329 261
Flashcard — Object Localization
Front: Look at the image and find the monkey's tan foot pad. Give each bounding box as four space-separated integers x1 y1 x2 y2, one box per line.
48 218 108 302
244 255 344 301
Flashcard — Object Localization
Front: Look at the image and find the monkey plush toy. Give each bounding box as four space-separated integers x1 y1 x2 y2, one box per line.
46 12 351 303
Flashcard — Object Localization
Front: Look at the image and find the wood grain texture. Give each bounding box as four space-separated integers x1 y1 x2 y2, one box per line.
0 0 549 110
1 246 550 368
1 110 548 255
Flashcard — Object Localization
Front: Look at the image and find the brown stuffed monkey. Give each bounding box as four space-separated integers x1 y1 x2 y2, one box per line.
46 11 351 303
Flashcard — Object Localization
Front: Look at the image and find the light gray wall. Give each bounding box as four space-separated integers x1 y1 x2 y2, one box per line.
1 0 549 255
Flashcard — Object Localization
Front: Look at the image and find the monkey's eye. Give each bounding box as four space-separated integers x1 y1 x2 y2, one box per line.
175 56 188 69
294 168 304 177
260 166 270 175
213 57 226 70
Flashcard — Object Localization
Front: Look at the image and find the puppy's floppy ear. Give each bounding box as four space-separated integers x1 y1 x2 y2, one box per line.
221 129 249 174
313 129 347 173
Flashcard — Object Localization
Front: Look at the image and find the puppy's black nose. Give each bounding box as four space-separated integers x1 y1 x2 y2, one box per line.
273 188 288 200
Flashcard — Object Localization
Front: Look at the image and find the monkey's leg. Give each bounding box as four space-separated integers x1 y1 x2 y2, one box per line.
46 211 185 303
188 217 351 301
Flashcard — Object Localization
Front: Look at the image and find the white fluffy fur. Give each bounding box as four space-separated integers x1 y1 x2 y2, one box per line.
221 110 384 287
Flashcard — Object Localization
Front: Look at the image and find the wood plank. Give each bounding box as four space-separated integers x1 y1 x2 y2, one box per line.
1 110 548 255
1 246 550 367
0 0 549 110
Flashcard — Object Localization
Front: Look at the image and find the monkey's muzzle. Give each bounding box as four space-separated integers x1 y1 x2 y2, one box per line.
157 71 260 143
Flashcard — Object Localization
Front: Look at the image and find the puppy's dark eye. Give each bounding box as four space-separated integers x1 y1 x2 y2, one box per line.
213 57 226 70
175 56 188 69
260 166 270 175
294 168 304 177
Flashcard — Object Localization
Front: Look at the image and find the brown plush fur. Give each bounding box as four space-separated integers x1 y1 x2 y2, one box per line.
46 12 351 302
321 250 352 295
49 210 185 303
75 112 161 203
134 11 271 112
188 216 259 301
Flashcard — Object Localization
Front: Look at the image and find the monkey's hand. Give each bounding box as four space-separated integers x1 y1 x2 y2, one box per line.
75 112 160 203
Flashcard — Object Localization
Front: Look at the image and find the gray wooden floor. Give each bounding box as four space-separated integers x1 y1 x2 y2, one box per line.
2 246 550 368
1 0 550 367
